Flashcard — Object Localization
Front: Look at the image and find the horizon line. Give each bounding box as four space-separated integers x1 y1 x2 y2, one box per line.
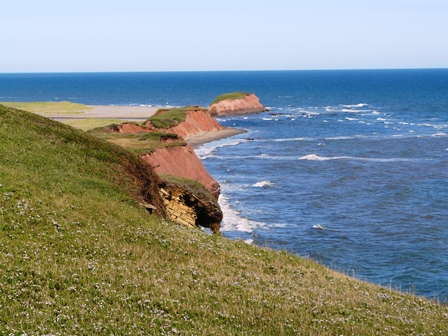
1 67 448 75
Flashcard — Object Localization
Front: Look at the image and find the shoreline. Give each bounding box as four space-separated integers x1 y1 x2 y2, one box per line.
48 104 246 147
84 105 160 120
187 128 247 148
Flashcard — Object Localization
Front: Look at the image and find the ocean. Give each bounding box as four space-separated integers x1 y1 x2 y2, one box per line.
1 69 447 301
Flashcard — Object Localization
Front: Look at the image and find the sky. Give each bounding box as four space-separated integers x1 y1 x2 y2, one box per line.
1 0 448 72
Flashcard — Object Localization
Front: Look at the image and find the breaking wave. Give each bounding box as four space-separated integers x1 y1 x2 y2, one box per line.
219 194 264 233
253 181 274 188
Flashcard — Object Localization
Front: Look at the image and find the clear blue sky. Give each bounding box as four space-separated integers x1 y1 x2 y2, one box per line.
1 0 447 72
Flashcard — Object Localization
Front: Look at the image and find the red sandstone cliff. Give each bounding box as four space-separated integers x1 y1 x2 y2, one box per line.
146 108 225 138
94 107 224 199
142 144 220 198
208 93 267 116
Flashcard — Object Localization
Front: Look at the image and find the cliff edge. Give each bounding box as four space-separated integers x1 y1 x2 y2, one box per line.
208 92 267 116
144 106 225 138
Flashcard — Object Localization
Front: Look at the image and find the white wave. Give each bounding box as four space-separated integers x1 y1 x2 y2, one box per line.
420 123 447 129
244 239 254 245
194 139 245 159
299 154 329 161
253 180 274 188
341 109 365 113
342 103 368 108
312 224 325 230
325 135 363 140
262 117 273 121
260 153 270 158
299 154 420 162
376 118 388 121
432 132 447 137
219 195 264 233
345 117 358 121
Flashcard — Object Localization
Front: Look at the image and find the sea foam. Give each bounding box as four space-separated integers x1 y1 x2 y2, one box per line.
194 139 246 160
253 181 274 188
219 194 264 233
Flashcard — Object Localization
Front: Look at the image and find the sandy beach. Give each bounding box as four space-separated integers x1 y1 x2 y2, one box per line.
84 105 160 119
186 128 247 147
51 104 246 147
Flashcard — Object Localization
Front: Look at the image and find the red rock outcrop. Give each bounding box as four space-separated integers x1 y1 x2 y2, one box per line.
208 93 267 116
108 122 153 133
142 144 220 198
143 107 225 138
163 109 225 137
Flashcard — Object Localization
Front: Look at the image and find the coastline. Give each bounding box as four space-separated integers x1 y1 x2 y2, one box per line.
187 128 247 148
49 104 246 147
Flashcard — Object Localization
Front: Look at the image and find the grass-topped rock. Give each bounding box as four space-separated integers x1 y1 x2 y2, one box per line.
211 92 250 104
146 106 207 129
209 92 267 116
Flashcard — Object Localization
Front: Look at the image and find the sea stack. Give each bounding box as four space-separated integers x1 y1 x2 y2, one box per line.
208 92 267 116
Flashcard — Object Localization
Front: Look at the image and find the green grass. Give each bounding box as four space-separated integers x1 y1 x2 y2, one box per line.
212 92 250 104
61 118 124 131
90 131 187 155
1 104 448 335
0 101 91 115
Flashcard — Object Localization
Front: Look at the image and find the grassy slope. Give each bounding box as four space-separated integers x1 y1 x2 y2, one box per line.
212 92 250 104
89 127 187 155
1 105 448 335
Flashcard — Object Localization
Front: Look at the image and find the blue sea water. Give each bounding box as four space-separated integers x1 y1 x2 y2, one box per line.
1 70 447 301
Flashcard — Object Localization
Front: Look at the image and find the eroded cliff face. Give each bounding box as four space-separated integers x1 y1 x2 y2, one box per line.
142 144 220 198
163 109 225 138
208 93 267 116
159 179 222 233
